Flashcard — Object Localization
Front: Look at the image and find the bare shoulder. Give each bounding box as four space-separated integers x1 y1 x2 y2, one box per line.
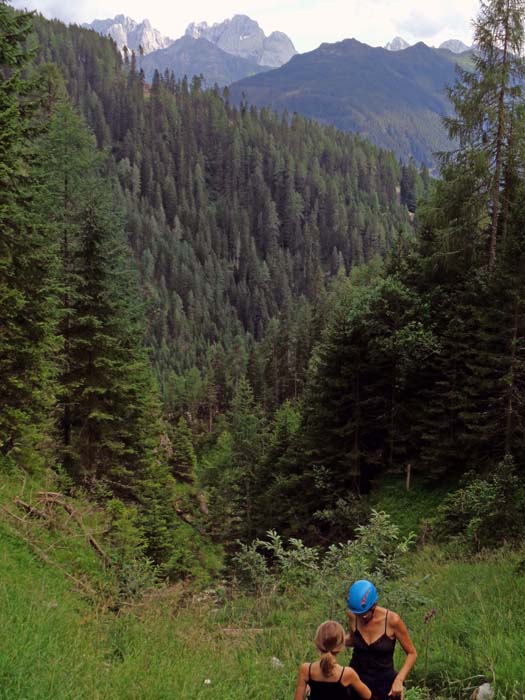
341 666 359 687
388 610 402 626
387 610 406 637
298 662 311 679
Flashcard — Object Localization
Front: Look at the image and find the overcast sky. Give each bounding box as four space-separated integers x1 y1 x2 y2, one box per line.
10 0 480 52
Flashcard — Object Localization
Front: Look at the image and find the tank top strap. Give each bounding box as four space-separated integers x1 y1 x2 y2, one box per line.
338 666 345 682
308 663 312 682
384 610 389 634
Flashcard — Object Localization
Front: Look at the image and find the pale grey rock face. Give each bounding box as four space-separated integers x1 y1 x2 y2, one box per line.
215 15 266 63
261 31 296 67
385 36 410 51
186 14 296 66
84 15 172 54
439 39 471 53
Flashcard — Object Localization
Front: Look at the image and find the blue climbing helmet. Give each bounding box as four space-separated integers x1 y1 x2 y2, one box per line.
347 580 378 614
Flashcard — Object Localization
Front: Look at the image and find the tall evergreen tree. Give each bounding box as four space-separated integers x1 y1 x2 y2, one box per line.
61 189 158 487
0 2 58 465
443 0 525 269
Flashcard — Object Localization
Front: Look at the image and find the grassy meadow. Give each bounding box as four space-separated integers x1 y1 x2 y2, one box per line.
1 469 524 700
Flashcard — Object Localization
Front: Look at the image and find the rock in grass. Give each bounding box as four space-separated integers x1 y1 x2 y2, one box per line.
471 683 494 700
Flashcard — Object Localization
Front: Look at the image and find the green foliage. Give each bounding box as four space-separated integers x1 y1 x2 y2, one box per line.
232 510 415 597
432 457 525 551
167 416 197 482
107 499 146 552
296 273 438 507
255 530 322 588
370 476 451 538
338 509 417 580
1 464 525 698
442 0 525 269
313 494 369 542
30 14 412 400
230 540 272 594
0 2 58 466
5 1 525 590
202 379 267 543
200 428 236 534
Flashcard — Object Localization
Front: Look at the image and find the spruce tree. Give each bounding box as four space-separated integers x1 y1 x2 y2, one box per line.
168 416 197 483
61 183 158 488
0 3 58 465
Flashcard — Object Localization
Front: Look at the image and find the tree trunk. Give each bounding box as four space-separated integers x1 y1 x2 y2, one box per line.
489 7 510 270
504 297 520 454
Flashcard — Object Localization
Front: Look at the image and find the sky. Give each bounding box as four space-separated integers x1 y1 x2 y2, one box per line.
10 0 480 52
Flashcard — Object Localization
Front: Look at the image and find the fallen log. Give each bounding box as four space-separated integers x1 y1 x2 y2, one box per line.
30 492 112 566
14 498 48 519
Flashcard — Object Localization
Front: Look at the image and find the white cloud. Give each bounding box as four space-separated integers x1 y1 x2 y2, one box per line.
10 0 480 50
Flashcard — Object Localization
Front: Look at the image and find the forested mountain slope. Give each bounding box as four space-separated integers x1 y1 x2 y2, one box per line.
229 39 465 166
140 35 271 87
32 16 414 394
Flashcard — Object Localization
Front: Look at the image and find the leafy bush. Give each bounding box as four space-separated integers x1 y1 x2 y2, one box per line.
232 510 416 598
340 509 416 579
432 457 525 551
257 530 321 588
231 540 272 594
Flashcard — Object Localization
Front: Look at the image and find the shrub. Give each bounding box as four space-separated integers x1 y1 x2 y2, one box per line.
232 510 416 598
231 540 272 594
257 530 321 588
432 457 525 551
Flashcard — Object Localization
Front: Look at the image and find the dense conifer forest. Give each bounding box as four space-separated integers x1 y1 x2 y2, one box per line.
2 0 525 579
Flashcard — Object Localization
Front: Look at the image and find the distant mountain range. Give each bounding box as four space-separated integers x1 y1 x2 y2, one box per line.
229 39 472 167
385 35 471 53
438 39 471 53
84 14 296 88
83 15 473 164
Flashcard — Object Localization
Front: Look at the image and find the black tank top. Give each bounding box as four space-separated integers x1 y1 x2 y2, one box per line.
308 663 350 700
349 610 396 696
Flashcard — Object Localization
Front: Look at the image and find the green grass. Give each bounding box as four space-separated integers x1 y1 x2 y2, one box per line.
1 469 524 699
402 547 525 693
370 474 452 536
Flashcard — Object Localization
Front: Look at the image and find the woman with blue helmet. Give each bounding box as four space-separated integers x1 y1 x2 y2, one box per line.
345 580 417 700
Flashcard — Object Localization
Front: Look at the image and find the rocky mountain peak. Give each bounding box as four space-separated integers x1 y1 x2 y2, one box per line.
439 39 471 53
185 14 296 67
84 15 173 55
385 36 410 51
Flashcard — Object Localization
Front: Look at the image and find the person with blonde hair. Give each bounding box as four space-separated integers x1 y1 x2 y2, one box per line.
294 620 372 700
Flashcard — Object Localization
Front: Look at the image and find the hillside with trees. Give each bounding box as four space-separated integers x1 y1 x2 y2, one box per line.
3 0 524 565
2 0 525 697
1 2 425 575
229 39 468 167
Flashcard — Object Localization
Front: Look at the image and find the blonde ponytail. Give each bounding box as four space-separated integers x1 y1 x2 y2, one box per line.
319 651 336 676
314 620 345 677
